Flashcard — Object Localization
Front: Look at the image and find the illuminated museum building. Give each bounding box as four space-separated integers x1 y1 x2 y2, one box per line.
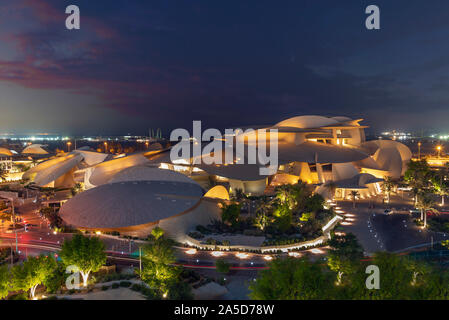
18 115 411 237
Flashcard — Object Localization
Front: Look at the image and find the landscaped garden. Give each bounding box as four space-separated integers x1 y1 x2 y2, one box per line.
189 181 335 247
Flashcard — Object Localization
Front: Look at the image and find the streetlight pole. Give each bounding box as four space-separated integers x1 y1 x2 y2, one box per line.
139 247 142 278
11 199 18 252
437 145 442 158
1 196 18 252
418 142 421 160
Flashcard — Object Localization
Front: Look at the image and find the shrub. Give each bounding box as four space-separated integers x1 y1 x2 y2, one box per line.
130 284 143 292
8 292 28 300
119 281 132 288
101 285 110 291
111 282 120 289
215 258 231 274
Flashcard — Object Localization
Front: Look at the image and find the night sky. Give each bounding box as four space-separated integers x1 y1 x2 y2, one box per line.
0 0 448 136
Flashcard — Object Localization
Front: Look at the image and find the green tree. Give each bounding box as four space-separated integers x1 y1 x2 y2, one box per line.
70 182 83 196
327 233 363 285
233 188 246 202
11 255 57 299
0 265 11 299
275 182 308 210
299 212 313 222
382 176 396 203
43 260 66 294
272 203 292 232
349 190 360 208
59 234 107 287
432 175 449 206
254 202 270 231
417 193 437 228
221 202 241 227
141 234 180 295
404 159 431 206
249 257 333 300
215 258 231 274
151 226 165 240
347 252 416 300
303 194 325 213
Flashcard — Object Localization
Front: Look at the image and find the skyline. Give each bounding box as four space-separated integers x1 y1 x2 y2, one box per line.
1 0 449 135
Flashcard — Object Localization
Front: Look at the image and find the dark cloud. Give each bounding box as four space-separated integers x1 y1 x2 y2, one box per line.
0 0 448 135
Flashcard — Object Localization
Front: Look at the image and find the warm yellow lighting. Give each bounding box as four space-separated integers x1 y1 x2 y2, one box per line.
186 249 197 255
288 252 301 257
236 252 249 259
95 231 102 235
264 255 273 261
212 251 224 257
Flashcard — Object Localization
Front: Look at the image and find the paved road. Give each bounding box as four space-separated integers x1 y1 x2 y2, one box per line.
339 194 449 254
2 202 327 269
371 212 448 252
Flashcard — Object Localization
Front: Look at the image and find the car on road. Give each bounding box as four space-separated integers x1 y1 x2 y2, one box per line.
384 209 394 215
409 209 420 214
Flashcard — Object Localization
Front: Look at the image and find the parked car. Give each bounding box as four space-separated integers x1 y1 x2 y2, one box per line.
409 209 420 214
384 209 393 215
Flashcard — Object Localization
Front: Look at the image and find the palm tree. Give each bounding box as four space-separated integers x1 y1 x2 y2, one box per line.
275 184 297 209
410 185 421 207
432 172 449 206
404 159 432 207
254 202 271 231
349 190 360 208
233 188 246 202
417 193 437 228
382 176 395 203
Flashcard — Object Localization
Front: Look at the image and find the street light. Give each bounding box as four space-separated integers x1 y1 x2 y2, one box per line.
66 141 72 152
437 145 442 158
104 141 108 153
417 142 421 160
